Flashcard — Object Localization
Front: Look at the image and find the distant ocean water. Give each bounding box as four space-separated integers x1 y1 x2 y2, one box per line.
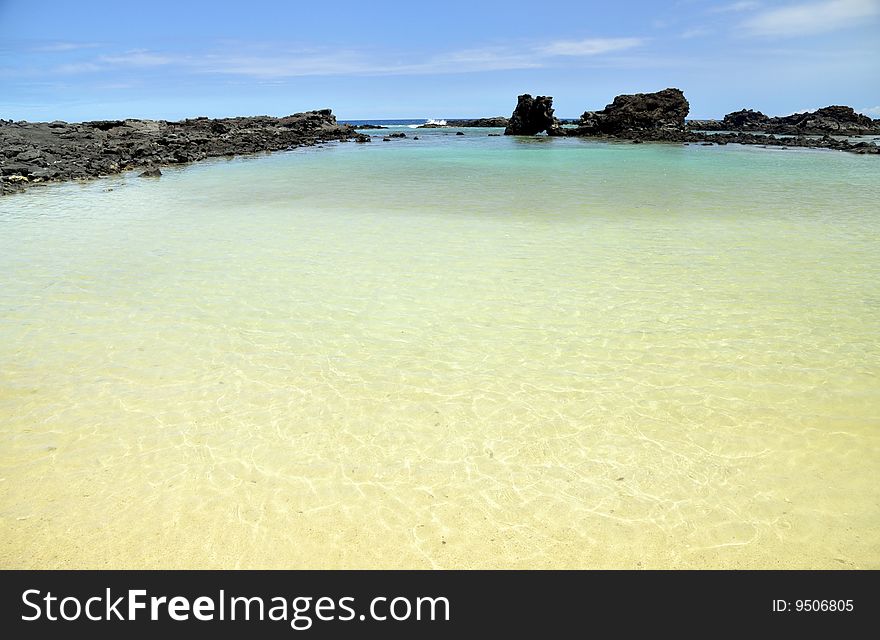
342 118 453 128
1 129 878 569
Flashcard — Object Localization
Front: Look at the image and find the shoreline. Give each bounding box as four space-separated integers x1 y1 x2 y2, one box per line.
2 143 877 570
0 109 368 196
4 95 879 197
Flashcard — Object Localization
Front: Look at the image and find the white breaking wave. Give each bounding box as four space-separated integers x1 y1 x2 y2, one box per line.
407 118 446 129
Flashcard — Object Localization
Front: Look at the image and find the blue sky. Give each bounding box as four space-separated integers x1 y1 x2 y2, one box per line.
1 0 878 121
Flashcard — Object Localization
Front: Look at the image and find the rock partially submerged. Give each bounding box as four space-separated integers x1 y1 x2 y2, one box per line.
687 132 879 154
555 88 878 153
1 109 366 195
573 88 689 137
692 105 879 135
417 117 509 128
769 106 878 135
503 95 566 136
448 117 509 128
722 109 771 131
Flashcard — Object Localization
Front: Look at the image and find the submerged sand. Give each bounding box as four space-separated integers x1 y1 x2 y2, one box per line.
1 133 878 568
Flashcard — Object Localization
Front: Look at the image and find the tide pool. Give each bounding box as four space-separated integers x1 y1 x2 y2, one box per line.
1 129 878 568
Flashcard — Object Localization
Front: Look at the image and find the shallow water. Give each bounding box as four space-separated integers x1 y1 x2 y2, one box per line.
1 129 878 568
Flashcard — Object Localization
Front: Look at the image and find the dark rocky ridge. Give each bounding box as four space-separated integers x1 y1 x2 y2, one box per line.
501 88 878 154
418 117 510 128
677 132 880 154
504 95 566 136
723 109 771 131
449 117 509 128
1 109 368 195
573 88 689 136
691 105 880 135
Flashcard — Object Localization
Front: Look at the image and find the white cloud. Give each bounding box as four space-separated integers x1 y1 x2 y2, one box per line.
198 51 372 77
31 42 101 52
859 105 880 117
99 51 174 67
682 27 714 38
419 48 542 73
52 51 174 74
710 1 761 13
537 38 645 56
198 47 541 77
31 35 647 81
742 0 880 36
55 62 103 74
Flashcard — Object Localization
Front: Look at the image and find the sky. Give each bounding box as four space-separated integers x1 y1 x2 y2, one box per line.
1 0 878 121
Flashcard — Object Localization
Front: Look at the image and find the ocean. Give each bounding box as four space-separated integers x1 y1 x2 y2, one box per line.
1 123 878 568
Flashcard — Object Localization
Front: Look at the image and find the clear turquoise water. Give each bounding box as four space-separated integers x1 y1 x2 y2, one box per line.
1 128 878 568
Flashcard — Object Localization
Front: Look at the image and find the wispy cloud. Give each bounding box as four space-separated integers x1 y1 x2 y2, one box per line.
55 62 103 74
30 42 101 53
38 37 646 80
742 0 880 36
53 50 176 74
206 39 644 77
416 47 542 73
859 105 880 117
710 1 761 13
99 51 175 67
537 37 645 56
198 47 542 78
198 51 371 77
681 27 714 38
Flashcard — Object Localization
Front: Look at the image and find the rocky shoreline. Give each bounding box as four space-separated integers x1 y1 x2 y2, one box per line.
4 93 877 195
416 117 510 128
0 109 368 195
502 89 880 154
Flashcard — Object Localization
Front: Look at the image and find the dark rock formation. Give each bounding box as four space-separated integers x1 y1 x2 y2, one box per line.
1 109 364 195
448 117 509 128
349 123 387 129
690 105 879 135
573 88 689 136
771 106 877 134
504 95 566 136
417 117 509 128
689 132 879 154
722 109 770 130
685 119 722 131
139 167 162 178
566 89 877 154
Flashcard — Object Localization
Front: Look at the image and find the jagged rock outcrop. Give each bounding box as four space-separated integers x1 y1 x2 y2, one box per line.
449 117 509 128
771 106 877 135
503 95 566 136
417 117 509 128
684 132 879 154
567 89 877 153
573 88 689 137
722 109 771 130
1 109 367 195
692 105 879 135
